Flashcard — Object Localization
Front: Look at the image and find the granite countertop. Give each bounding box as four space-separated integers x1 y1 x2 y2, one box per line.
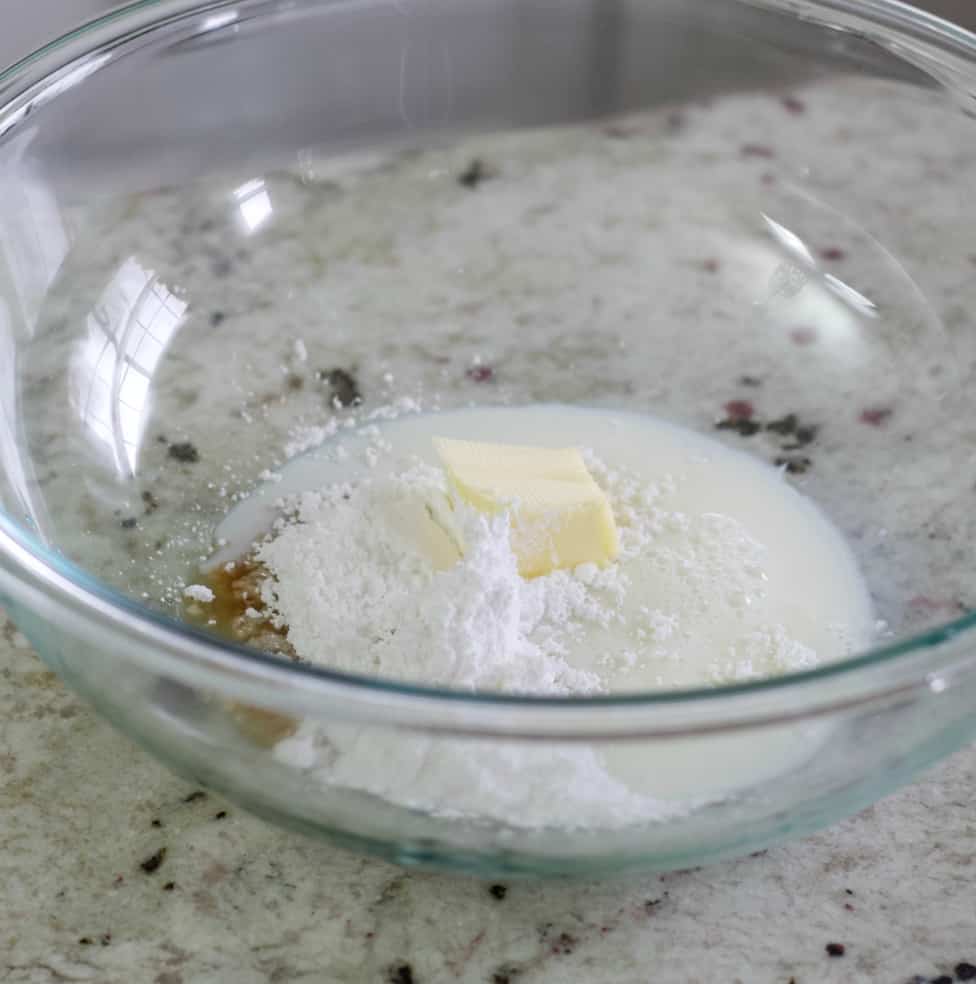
2 615 975 983
4 7 976 980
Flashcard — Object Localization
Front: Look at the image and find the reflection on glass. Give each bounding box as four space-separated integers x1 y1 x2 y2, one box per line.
0 302 36 524
71 258 187 478
0 131 70 331
761 214 815 266
36 54 113 106
0 54 112 141
823 273 878 319
234 179 272 233
200 10 239 32
762 213 878 320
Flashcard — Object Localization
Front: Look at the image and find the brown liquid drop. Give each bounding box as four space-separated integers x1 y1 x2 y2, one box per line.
185 555 296 660
184 556 298 746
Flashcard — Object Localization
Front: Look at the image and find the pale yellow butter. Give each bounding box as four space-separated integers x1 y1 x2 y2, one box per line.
433 437 619 578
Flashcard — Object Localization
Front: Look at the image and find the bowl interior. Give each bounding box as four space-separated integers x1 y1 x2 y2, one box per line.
2 0 976 691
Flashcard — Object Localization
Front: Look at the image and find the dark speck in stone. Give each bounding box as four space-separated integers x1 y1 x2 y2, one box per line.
142 490 159 514
79 937 92 945
644 898 663 912
702 258 720 273
183 790 207 803
209 311 226 328
775 455 811 475
139 847 167 874
163 881 176 892
931 976 953 984
956 963 976 981
760 172 777 186
765 413 798 436
458 158 494 189
739 375 762 387
819 246 846 262
845 889 854 895
120 517 138 529
100 933 111 946
318 368 362 407
466 365 495 383
286 374 304 391
825 942 845 957
156 434 168 444
387 963 414 984
550 932 577 955
151 819 162 828
717 417 761 437
214 810 228 820
168 442 200 463
492 975 511 984
741 143 775 158
489 884 507 900
666 110 685 132
211 257 233 277
844 902 854 911
781 424 818 450
781 95 806 114
860 407 892 427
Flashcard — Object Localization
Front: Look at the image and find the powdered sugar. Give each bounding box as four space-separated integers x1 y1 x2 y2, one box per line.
183 583 215 603
274 723 690 828
256 462 614 694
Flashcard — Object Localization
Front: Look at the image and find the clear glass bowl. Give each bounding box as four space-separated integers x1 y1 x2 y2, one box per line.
2 0 976 876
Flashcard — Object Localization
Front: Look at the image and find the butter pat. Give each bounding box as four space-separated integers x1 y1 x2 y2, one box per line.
433 437 619 577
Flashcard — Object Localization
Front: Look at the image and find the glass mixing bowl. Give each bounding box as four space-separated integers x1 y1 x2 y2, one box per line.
2 0 976 876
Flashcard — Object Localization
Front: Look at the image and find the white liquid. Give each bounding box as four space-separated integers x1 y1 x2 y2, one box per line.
213 405 874 824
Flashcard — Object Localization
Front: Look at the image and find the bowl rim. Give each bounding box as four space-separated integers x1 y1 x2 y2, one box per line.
1 0 976 739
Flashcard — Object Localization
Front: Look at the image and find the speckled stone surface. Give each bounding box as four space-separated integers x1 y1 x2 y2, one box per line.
2 617 976 983
4 52 976 984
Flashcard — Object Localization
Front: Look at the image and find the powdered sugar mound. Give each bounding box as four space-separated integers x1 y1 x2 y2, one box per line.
257 463 605 694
